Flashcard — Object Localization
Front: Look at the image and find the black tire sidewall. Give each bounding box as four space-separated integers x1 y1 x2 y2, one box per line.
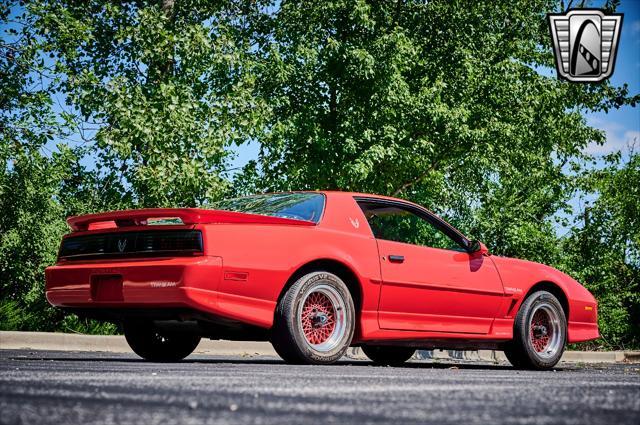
124 320 200 362
362 345 415 366
274 271 355 364
514 291 567 369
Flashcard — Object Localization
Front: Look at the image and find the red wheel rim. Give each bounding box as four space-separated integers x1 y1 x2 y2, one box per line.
301 291 336 345
530 309 553 352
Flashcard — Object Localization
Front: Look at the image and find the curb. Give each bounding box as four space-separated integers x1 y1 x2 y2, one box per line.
0 331 278 357
1 331 637 363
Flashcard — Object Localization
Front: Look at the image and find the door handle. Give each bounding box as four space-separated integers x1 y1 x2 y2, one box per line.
388 255 405 263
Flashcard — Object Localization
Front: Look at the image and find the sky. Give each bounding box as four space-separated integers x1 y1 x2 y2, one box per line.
539 0 640 234
582 0 640 156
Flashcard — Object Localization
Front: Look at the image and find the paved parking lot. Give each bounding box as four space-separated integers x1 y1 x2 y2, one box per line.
1 349 639 424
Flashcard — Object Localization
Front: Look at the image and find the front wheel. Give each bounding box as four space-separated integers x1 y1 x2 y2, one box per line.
271 271 355 364
362 345 415 366
504 290 567 370
123 320 201 362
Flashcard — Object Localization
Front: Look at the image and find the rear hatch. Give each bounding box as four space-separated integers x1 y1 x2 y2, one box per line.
59 208 314 262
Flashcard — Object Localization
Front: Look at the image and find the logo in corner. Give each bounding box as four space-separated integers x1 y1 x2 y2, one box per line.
117 238 127 253
548 9 623 83
349 217 360 229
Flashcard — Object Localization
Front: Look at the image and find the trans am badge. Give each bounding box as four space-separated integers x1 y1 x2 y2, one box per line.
548 9 623 83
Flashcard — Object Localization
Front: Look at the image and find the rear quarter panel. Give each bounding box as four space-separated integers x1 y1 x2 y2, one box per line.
201 192 382 335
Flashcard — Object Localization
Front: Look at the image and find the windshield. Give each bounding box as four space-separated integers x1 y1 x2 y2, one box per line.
211 193 325 223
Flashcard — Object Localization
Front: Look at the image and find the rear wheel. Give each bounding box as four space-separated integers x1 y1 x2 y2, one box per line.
504 290 566 370
123 320 201 362
271 271 355 364
362 345 415 366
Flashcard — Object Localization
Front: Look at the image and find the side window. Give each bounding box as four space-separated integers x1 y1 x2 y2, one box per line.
358 202 464 251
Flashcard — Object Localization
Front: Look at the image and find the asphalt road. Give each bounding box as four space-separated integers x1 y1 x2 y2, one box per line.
1 349 639 425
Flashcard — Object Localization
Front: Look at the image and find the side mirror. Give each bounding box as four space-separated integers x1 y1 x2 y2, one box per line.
468 240 489 256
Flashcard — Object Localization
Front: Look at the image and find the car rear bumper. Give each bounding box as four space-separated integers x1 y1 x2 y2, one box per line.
45 256 275 328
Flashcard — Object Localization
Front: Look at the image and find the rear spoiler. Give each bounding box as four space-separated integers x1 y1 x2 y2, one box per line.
67 208 316 232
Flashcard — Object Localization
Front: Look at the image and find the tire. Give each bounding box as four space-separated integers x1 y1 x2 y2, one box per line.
271 271 355 364
123 320 201 362
362 345 415 366
504 290 567 370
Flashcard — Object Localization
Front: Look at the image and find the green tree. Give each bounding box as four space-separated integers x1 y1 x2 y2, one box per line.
29 0 268 207
562 150 640 349
1 2 120 332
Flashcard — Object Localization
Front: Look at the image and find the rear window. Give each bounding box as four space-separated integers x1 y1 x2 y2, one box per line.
211 193 325 223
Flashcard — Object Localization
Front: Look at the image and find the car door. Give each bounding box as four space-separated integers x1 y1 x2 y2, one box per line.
357 199 504 334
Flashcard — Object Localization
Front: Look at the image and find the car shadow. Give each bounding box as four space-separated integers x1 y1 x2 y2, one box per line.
187 358 514 370
3 351 562 371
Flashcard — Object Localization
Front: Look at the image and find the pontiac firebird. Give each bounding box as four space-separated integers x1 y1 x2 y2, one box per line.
45 191 599 369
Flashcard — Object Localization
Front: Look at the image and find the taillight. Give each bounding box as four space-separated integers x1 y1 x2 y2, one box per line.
58 230 203 260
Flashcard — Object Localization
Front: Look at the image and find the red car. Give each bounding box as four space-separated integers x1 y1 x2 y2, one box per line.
45 191 599 369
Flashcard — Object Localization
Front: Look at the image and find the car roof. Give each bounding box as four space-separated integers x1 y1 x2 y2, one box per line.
318 190 433 212
317 191 469 242
240 190 438 217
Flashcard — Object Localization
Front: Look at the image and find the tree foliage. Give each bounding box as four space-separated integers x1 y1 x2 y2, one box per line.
248 0 631 246
0 2 115 332
1 0 638 348
30 0 268 206
561 150 640 348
